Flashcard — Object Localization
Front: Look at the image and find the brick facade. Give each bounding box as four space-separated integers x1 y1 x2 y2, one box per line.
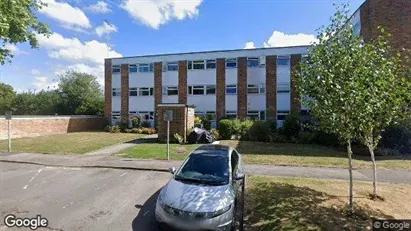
360 0 411 54
0 116 106 140
290 54 302 115
154 62 163 127
178 60 188 104
120 64 129 122
104 59 112 122
157 105 194 143
216 58 226 120
265 55 277 120
237 57 247 120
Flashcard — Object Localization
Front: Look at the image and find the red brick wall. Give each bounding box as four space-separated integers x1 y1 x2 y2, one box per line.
265 55 277 120
290 54 302 115
237 57 247 120
178 61 188 104
216 58 226 120
360 0 411 53
121 64 129 122
154 62 163 127
0 117 106 140
157 106 194 143
104 59 112 122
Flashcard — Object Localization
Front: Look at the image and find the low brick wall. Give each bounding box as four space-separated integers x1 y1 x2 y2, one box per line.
0 116 107 140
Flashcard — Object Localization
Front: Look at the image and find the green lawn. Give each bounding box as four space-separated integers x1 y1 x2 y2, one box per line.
0 132 145 154
220 140 411 169
118 143 202 160
245 176 411 230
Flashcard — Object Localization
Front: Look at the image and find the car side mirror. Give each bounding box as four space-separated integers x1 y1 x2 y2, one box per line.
168 167 176 174
234 173 245 181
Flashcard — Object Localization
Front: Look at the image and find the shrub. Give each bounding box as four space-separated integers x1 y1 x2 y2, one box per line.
119 120 129 132
279 115 301 139
298 132 317 144
174 133 184 144
131 128 142 134
239 120 254 140
124 128 133 133
141 120 151 128
131 117 140 128
314 130 341 146
105 125 121 133
269 132 288 143
210 129 220 140
247 121 270 142
218 119 239 139
265 119 277 134
194 116 202 124
202 116 212 130
375 148 402 156
141 127 157 135
380 122 411 155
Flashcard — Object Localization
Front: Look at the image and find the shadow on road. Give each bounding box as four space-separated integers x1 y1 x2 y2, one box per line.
132 189 161 231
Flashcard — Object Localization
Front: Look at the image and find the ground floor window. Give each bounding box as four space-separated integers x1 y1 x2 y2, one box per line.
277 110 290 121
247 110 266 120
111 111 121 125
225 111 237 120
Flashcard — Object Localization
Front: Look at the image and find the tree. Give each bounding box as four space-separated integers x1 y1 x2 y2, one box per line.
351 30 411 199
58 71 104 115
0 0 51 64
295 4 365 214
14 90 60 115
0 82 16 113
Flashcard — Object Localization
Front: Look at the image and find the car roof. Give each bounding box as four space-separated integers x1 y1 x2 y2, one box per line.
191 144 231 156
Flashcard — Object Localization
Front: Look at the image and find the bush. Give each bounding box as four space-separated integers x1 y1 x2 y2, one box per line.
141 120 151 128
269 132 288 143
375 147 402 156
174 133 184 144
265 119 277 134
141 127 157 135
202 117 212 130
380 122 411 155
210 129 220 140
124 128 133 133
298 132 317 144
218 119 240 139
194 116 202 124
119 120 129 132
279 115 301 139
239 120 254 140
131 117 140 128
131 128 142 134
105 125 121 133
314 130 341 147
247 121 270 142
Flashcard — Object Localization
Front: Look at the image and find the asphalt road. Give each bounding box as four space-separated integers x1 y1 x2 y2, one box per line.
0 162 169 231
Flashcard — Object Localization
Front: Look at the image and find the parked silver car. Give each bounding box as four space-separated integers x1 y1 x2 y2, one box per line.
155 144 244 231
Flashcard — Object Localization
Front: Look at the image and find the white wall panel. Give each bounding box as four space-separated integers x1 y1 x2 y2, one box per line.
188 70 216 85
225 95 237 111
277 93 291 111
129 97 154 111
129 72 153 87
162 95 178 104
112 97 121 111
247 67 265 84
188 95 216 111
247 95 265 110
162 71 179 86
226 68 237 85
112 73 121 88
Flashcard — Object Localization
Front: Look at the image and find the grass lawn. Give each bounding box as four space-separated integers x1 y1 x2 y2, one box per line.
118 143 202 160
220 140 411 170
245 176 411 230
0 132 145 154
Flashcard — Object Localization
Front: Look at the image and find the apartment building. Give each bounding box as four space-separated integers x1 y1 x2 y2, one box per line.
104 46 309 127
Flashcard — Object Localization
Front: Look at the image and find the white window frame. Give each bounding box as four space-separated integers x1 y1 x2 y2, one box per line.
188 85 205 95
138 63 150 73
247 110 260 120
277 82 291 93
191 60 205 70
111 111 121 125
138 87 153 96
129 64 138 73
112 65 120 73
206 85 216 95
138 111 154 121
226 58 237 68
129 87 138 96
225 111 237 119
247 84 265 94
226 84 237 94
277 111 290 120
167 62 179 71
112 88 121 96
247 57 259 68
206 59 216 69
277 56 290 66
163 86 178 96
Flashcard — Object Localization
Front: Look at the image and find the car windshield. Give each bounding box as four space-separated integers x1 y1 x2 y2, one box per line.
175 154 229 186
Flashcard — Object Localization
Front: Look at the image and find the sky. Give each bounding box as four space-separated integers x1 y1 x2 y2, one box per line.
1 0 364 92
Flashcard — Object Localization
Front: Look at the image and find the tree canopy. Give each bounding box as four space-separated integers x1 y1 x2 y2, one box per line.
0 82 16 113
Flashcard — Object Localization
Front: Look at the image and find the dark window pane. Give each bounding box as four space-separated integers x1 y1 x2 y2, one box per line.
206 86 215 94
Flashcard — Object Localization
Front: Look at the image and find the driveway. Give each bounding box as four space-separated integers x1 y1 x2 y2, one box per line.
0 162 167 231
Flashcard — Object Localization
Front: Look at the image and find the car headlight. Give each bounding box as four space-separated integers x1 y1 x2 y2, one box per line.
204 204 232 218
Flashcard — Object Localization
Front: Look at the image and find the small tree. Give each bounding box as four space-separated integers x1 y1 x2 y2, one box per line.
0 82 16 113
296 4 364 214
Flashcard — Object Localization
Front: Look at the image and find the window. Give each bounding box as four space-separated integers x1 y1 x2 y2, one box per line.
247 110 265 120
277 111 290 120
130 87 138 96
206 85 216 95
353 21 361 36
191 85 205 95
138 63 150 72
247 57 259 67
163 86 178 95
167 62 178 71
192 60 205 70
260 84 266 94
206 59 216 69
277 82 290 93
247 84 259 94
112 65 120 73
226 84 237 94
138 87 153 96
129 64 137 73
226 111 237 119
277 56 290 66
111 111 121 124
226 58 237 68
112 88 121 96
206 111 216 120
260 110 266 120
138 111 154 120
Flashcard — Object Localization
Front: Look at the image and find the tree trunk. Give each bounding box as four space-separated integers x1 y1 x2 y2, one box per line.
347 141 354 215
368 145 378 199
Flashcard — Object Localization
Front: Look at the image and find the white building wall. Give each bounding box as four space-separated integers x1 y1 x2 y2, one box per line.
162 71 178 86
277 94 291 111
188 96 216 111
129 72 154 87
112 97 121 111
111 73 121 112
225 68 237 112
187 69 216 85
112 73 121 88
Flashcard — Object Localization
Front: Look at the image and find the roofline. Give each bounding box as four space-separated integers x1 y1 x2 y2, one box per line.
105 45 312 60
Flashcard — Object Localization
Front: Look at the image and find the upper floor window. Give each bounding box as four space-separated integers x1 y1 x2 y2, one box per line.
277 56 290 66
188 85 205 95
112 88 121 96
163 86 178 96
130 87 138 96
139 87 154 96
167 62 179 71
226 84 237 94
138 63 150 72
129 64 138 73
247 57 259 68
247 84 265 94
206 59 216 69
206 85 216 94
112 65 120 73
226 58 237 68
277 82 290 93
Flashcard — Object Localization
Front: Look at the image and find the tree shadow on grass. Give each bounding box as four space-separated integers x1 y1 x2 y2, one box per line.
245 182 394 231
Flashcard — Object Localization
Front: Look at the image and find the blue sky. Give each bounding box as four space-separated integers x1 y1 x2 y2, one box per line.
1 0 364 92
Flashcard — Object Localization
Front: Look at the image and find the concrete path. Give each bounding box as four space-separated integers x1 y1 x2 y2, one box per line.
84 134 158 156
1 152 410 184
